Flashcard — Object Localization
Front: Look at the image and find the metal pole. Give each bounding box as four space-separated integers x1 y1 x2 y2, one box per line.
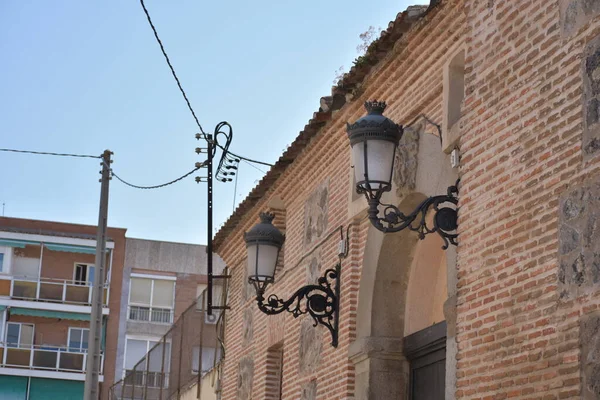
207 135 213 315
158 335 167 400
196 291 206 399
84 149 111 400
176 312 186 399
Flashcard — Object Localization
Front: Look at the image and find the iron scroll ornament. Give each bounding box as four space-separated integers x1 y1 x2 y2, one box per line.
253 263 340 348
360 180 460 249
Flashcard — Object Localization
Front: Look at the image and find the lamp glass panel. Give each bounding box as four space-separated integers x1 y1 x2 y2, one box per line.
353 139 396 190
352 142 366 186
247 243 279 281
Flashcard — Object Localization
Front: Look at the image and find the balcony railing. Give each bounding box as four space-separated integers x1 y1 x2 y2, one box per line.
0 276 109 306
128 306 173 324
124 370 168 388
0 342 103 374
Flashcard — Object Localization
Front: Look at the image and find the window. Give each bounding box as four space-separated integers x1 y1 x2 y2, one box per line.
6 322 34 348
0 246 12 273
191 346 221 375
74 263 95 285
124 337 170 388
265 343 284 399
128 277 175 324
68 328 89 352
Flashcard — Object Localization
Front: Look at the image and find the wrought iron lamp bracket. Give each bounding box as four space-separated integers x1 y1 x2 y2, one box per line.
253 263 341 347
361 180 460 249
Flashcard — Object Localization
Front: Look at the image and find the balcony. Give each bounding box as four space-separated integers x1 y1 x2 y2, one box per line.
128 306 173 324
0 342 103 374
0 276 109 306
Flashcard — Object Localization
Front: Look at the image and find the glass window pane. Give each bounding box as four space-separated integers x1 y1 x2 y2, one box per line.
0 253 4 272
151 280 175 308
20 324 33 346
75 265 83 282
88 266 95 285
130 278 152 305
202 347 215 373
147 342 165 372
192 347 200 372
6 324 19 345
69 329 82 351
82 329 89 350
125 339 149 370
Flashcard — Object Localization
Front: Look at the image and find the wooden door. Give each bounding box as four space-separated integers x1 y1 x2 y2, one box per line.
404 321 447 400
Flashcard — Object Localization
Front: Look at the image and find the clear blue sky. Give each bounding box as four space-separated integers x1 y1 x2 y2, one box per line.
0 0 426 244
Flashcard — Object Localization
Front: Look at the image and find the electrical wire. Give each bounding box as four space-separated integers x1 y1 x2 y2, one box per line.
138 0 274 170
0 148 100 159
111 166 200 190
225 150 273 168
139 0 206 138
240 159 267 174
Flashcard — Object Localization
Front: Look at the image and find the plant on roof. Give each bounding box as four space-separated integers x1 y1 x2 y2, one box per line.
333 26 383 87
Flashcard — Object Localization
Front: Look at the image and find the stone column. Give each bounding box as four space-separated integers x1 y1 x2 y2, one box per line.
348 337 409 400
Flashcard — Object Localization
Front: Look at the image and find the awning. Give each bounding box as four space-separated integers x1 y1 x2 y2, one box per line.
44 243 97 255
0 239 39 248
10 307 90 321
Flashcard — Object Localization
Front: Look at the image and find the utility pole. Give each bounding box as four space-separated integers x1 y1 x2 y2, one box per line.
207 135 213 314
84 149 111 400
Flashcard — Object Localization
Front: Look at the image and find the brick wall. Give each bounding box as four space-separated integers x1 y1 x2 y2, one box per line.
455 0 600 398
214 0 600 398
215 3 465 399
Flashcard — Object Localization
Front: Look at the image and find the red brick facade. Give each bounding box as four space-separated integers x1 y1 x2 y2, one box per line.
213 0 600 398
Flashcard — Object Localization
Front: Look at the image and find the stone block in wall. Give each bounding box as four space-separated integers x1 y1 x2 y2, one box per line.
561 0 600 38
394 123 420 199
583 33 600 159
304 180 329 247
305 249 322 285
300 380 317 400
241 264 255 305
237 355 254 400
242 308 253 347
558 180 600 296
580 312 600 398
298 318 322 374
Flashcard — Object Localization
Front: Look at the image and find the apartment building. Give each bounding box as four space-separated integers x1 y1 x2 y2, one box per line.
112 238 225 400
0 217 126 400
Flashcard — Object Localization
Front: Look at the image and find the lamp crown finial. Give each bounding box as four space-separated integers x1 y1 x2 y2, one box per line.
259 212 275 224
364 100 387 115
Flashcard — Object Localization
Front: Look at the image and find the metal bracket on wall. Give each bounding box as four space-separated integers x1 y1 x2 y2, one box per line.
254 263 341 347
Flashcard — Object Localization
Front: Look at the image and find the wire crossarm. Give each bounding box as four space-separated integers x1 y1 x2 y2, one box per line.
253 263 341 347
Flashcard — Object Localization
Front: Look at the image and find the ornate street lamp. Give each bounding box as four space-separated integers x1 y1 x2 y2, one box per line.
245 213 340 347
347 101 459 249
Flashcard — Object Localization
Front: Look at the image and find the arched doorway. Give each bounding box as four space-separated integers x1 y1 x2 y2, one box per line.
348 133 458 399
403 222 448 400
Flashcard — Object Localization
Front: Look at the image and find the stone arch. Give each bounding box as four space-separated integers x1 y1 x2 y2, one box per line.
348 132 459 400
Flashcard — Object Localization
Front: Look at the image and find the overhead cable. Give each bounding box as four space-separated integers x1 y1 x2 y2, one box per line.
139 0 206 137
139 0 273 169
0 148 100 159
110 166 201 190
